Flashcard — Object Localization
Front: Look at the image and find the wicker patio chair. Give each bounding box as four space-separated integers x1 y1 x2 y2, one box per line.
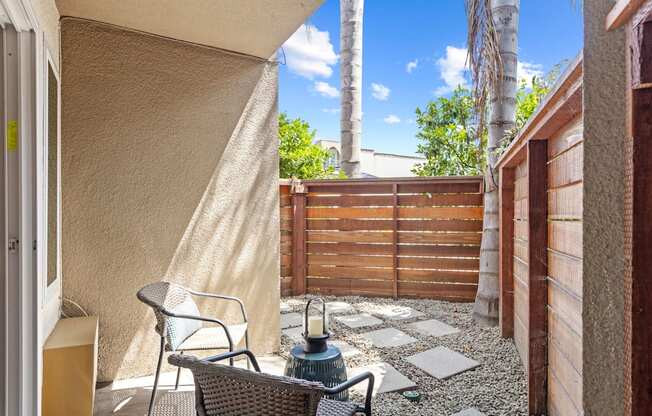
169 349 375 416
137 281 249 416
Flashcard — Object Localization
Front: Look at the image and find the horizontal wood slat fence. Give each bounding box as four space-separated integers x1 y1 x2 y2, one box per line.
280 177 484 301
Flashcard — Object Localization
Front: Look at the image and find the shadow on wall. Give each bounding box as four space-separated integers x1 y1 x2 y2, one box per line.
60 18 280 381
122 103 281 380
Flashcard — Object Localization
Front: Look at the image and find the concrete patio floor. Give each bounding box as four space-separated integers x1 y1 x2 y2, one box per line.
93 357 286 416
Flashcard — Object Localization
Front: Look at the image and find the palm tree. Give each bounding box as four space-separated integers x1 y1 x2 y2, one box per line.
340 0 364 178
466 0 520 325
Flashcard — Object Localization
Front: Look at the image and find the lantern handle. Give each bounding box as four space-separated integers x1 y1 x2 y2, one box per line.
304 297 328 335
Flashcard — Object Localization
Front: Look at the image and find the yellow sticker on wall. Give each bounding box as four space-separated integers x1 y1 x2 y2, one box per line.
7 120 17 152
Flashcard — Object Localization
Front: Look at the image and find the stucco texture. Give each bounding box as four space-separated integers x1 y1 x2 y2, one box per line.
60 18 280 381
583 0 627 414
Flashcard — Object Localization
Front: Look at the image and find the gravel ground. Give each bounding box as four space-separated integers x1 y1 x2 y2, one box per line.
280 295 527 416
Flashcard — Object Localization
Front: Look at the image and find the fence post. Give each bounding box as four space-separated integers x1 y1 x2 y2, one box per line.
527 140 548 414
291 181 307 295
392 183 399 299
499 167 515 338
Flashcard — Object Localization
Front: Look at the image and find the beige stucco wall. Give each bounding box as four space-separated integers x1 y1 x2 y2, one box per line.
583 0 627 414
60 18 280 381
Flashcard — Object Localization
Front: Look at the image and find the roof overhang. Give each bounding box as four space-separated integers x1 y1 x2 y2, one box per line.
55 0 323 58
497 53 583 169
606 0 647 31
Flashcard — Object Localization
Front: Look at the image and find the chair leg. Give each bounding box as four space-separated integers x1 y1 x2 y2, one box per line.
245 330 251 370
148 337 165 416
174 351 183 390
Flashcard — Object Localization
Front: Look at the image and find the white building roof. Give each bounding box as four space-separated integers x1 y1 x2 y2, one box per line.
315 139 425 178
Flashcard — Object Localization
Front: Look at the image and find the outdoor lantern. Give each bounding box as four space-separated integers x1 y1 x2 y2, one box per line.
285 297 348 400
302 298 330 353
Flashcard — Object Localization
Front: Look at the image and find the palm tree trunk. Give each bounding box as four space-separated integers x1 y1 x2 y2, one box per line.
473 0 519 326
340 0 363 178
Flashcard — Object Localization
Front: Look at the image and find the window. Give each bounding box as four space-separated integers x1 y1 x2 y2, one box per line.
42 49 61 340
46 62 58 287
326 147 340 169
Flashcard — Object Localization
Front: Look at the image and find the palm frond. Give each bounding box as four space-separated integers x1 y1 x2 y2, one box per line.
465 0 502 136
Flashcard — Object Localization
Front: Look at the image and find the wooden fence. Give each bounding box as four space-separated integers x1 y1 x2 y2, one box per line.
497 56 583 415
280 176 484 301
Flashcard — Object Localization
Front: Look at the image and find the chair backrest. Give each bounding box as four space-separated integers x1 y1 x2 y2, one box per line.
169 354 326 416
137 281 203 350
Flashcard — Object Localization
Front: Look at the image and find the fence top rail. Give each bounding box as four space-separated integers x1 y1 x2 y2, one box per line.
301 176 484 186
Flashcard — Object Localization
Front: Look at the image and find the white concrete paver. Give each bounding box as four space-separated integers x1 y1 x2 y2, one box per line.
408 319 460 337
280 302 292 313
406 347 480 380
330 340 361 358
361 327 418 348
349 362 417 395
326 301 356 314
281 326 304 343
335 313 383 329
280 312 303 329
371 305 425 321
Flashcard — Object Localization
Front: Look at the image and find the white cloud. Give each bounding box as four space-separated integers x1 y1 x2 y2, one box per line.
313 81 340 98
322 108 340 114
431 45 544 93
282 24 338 79
406 59 418 73
517 61 545 88
383 114 401 124
371 83 390 101
434 46 469 96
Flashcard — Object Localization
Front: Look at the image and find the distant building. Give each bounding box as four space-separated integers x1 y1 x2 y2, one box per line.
315 139 426 178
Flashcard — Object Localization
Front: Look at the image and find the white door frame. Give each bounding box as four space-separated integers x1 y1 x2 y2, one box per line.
1 0 57 415
3 23 39 416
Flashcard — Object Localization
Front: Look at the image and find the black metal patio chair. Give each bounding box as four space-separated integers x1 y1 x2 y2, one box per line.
169 349 375 416
137 281 249 416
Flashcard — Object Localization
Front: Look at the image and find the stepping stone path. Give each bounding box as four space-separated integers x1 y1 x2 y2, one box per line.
280 299 487 408
371 305 425 321
361 327 417 348
451 408 485 416
335 313 383 329
349 362 416 396
408 319 460 337
280 312 303 329
330 340 360 358
406 346 480 380
281 326 304 343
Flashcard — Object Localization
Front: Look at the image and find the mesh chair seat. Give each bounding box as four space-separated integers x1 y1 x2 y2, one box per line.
172 323 248 352
317 399 358 416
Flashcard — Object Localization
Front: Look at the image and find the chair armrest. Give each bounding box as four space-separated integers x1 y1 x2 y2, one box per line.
324 372 374 416
202 349 261 372
188 290 248 324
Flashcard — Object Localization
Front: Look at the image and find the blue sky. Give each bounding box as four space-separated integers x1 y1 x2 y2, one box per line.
279 1 583 156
